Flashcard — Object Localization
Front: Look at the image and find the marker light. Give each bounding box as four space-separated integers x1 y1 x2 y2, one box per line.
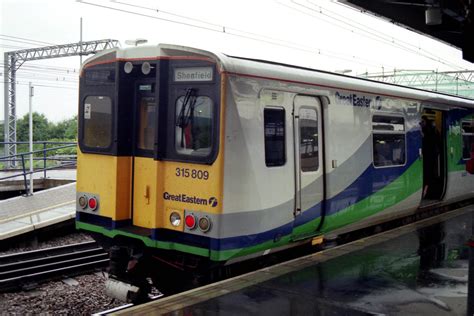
124 62 133 74
141 62 153 75
198 216 211 233
78 195 88 209
88 197 98 211
170 212 181 227
185 214 196 229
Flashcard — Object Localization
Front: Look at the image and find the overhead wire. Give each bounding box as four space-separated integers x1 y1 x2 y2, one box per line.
2 62 79 74
0 81 77 90
277 0 466 71
300 0 469 70
0 34 56 46
77 0 396 68
93 0 467 71
114 0 469 71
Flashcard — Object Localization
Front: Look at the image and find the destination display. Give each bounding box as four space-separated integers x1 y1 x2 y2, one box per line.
174 67 213 82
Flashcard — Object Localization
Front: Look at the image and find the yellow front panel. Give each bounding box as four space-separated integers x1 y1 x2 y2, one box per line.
131 158 224 230
77 152 132 220
155 75 227 231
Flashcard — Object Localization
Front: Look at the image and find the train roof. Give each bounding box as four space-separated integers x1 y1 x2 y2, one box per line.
82 43 474 110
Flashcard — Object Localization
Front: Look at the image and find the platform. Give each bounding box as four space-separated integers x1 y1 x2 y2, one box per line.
116 204 474 315
0 183 76 241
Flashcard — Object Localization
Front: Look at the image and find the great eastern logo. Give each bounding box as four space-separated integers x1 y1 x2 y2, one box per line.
163 192 218 208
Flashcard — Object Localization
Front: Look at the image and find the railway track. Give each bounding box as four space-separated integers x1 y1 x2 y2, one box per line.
0 241 109 292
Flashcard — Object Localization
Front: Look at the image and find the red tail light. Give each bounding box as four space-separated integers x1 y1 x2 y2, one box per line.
88 197 98 211
185 214 196 229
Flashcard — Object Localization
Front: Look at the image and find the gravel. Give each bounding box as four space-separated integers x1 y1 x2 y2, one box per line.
0 272 125 315
0 232 127 314
0 232 93 256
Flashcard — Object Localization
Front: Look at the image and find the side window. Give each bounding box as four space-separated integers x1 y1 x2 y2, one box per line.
372 115 406 167
175 93 213 156
461 119 474 159
83 96 112 148
299 108 319 172
264 108 286 167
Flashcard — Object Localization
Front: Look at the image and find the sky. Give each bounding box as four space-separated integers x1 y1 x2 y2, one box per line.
1 0 473 123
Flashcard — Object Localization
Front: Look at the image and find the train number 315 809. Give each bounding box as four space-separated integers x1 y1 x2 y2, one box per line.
175 168 209 180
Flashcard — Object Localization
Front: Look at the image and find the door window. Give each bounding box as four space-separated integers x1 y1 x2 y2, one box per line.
137 96 157 151
299 108 319 172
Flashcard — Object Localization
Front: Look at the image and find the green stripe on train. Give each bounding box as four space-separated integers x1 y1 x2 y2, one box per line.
75 221 210 257
77 160 423 262
321 159 423 233
212 160 423 261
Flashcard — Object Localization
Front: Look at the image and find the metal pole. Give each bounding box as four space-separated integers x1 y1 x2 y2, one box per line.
28 82 34 195
80 17 83 66
21 154 27 195
43 142 47 179
8 54 17 167
3 53 8 159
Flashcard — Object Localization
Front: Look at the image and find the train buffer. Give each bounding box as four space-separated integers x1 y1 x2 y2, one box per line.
0 183 76 241
115 204 474 316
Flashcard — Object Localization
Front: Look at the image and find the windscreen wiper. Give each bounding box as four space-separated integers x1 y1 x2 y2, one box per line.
176 88 197 148
176 88 196 128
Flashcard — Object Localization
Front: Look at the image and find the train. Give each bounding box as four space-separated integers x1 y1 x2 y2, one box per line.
75 43 474 301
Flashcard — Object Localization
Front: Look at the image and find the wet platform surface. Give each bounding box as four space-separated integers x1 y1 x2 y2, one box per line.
118 204 474 316
0 183 76 240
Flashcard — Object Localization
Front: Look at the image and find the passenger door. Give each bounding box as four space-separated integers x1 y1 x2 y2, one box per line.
292 95 324 240
132 81 158 228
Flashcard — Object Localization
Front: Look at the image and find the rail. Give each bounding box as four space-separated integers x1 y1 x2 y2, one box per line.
0 241 109 292
0 141 76 193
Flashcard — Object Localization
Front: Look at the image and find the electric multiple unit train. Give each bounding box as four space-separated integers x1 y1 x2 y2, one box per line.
76 43 474 300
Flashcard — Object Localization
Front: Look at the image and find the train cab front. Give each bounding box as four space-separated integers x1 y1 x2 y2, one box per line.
75 45 224 301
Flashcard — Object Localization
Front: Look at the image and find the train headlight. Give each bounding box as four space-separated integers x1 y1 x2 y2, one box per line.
78 195 88 209
170 212 181 227
185 214 197 230
198 216 211 233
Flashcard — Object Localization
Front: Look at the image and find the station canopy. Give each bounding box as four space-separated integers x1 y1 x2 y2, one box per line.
338 0 474 63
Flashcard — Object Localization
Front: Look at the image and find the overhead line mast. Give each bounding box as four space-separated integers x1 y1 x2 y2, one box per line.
3 39 119 165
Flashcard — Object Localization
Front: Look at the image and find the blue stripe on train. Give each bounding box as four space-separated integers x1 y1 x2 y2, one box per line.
80 129 422 252
166 129 421 251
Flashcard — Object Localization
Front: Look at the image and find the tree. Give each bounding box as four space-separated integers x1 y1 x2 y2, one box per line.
50 116 77 140
16 112 52 141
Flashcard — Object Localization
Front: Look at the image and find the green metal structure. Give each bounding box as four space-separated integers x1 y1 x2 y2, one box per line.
359 70 474 99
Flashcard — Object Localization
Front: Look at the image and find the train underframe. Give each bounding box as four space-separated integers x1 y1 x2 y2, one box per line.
87 230 319 303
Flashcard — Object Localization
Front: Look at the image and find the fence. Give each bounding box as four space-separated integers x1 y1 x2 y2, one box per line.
0 141 77 193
